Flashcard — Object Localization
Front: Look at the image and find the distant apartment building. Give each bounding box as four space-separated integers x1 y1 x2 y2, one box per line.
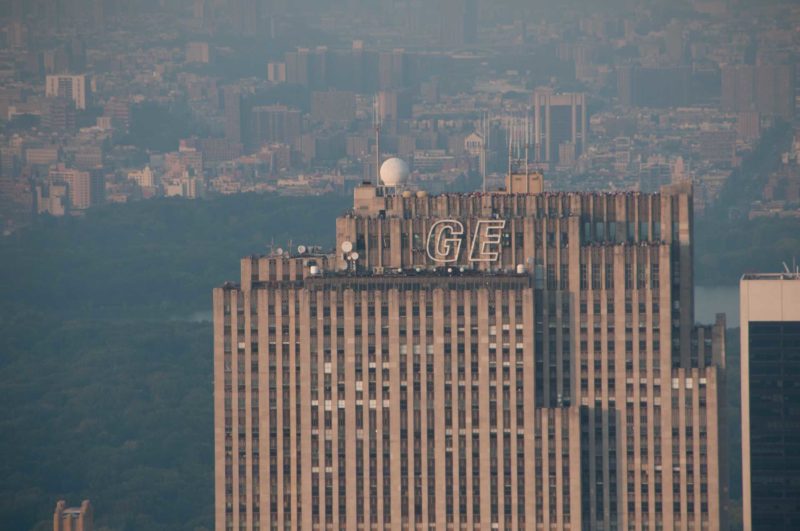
285 47 329 90
35 182 68 216
164 172 205 199
45 74 89 110
721 64 795 119
378 49 411 90
617 66 691 108
103 98 131 131
198 138 243 167
740 273 800 531
250 105 303 148
44 98 77 131
281 43 419 94
377 89 413 133
74 145 103 170
186 41 211 64
128 166 156 188
737 111 761 142
439 0 477 48
53 499 92 531
311 91 356 124
697 130 736 168
48 165 104 210
224 86 244 146
165 148 204 178
532 90 587 167
25 147 60 166
267 62 286 83
214 181 728 530
346 134 370 159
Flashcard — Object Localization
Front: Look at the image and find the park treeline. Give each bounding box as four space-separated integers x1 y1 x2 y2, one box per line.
0 193 349 320
0 193 347 531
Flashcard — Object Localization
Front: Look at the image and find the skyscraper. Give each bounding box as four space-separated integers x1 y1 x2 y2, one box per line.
224 86 244 145
45 74 90 110
439 0 477 48
48 165 103 210
311 91 356 125
214 181 726 530
740 272 800 531
617 66 691 108
249 105 303 148
532 90 587 167
721 64 795 120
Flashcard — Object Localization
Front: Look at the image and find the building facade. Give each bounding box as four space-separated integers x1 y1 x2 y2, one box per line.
531 90 587 167
439 0 477 48
214 182 726 530
45 74 89 110
740 273 800 531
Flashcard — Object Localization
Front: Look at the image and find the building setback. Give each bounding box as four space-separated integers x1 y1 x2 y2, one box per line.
214 181 726 530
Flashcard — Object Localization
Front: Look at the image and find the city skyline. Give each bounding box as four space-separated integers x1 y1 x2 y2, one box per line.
1 0 799 529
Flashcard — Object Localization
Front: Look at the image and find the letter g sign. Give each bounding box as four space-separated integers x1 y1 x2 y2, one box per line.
426 219 464 263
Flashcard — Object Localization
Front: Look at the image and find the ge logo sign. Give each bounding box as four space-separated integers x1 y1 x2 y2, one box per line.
426 219 506 263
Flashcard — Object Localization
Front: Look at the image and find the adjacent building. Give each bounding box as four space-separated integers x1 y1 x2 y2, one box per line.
214 180 727 530
740 273 800 531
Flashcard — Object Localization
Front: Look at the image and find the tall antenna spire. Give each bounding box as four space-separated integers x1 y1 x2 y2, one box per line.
525 112 530 193
481 110 488 193
374 93 382 186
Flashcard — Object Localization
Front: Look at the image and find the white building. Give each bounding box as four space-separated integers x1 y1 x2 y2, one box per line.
45 74 90 110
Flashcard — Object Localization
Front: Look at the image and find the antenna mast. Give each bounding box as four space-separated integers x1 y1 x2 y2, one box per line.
374 94 382 186
507 115 513 181
481 110 488 193
525 112 530 193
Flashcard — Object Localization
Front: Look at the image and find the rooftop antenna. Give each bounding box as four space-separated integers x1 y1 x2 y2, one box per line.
507 115 513 181
374 94 382 187
783 259 800 276
481 110 488 193
525 111 530 193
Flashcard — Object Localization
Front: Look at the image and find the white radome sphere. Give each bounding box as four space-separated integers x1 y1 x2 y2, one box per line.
380 157 409 187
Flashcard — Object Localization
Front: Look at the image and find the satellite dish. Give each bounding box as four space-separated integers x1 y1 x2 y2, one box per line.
341 241 353 253
350 252 360 261
275 247 284 256
297 245 307 254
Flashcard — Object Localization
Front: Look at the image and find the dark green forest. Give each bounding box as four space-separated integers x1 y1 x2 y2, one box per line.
0 194 348 531
0 189 796 529
1 316 212 531
0 194 349 319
